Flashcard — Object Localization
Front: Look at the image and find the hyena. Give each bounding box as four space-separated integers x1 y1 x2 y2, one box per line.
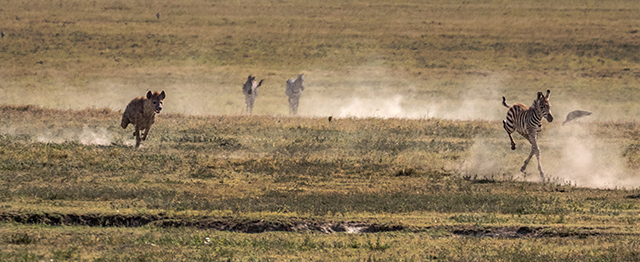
121 90 166 148
285 74 304 115
242 75 263 114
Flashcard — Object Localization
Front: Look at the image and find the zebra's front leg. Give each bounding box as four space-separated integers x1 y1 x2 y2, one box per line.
533 143 545 180
525 133 545 179
521 146 534 173
535 149 545 180
529 134 545 179
520 131 537 173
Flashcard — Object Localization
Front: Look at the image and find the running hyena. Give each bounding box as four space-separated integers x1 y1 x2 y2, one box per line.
243 75 263 114
121 90 166 148
285 74 304 115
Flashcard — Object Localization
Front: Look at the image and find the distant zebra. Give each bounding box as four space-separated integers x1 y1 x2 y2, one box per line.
242 75 263 114
502 90 554 179
285 74 304 115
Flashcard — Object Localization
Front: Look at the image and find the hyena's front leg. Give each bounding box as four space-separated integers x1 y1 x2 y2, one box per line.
142 127 151 141
134 126 142 148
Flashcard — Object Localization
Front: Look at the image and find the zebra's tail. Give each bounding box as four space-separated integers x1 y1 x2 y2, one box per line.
501 96 510 108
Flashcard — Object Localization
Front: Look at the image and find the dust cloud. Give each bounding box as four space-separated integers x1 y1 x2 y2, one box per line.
2 125 115 146
547 122 639 188
460 138 514 179
305 73 507 120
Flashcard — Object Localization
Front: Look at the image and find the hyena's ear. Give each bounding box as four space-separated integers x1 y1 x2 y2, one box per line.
545 89 551 99
159 90 166 100
146 91 153 99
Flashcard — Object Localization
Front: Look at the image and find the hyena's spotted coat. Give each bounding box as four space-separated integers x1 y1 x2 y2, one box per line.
121 90 166 148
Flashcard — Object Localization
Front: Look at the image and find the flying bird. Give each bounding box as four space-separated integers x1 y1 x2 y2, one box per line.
562 110 592 125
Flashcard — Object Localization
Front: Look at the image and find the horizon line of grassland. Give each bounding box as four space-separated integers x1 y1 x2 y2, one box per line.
0 0 639 76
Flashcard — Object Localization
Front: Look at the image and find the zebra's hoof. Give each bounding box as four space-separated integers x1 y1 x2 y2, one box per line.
511 145 516 150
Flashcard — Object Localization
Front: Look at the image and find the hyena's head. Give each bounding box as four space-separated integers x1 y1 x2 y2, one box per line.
536 90 553 122
146 90 166 114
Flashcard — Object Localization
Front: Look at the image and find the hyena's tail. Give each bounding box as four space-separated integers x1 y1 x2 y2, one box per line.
502 96 510 108
121 114 130 129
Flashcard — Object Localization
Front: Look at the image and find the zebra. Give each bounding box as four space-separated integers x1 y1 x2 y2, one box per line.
285 74 304 115
502 90 553 179
242 75 263 114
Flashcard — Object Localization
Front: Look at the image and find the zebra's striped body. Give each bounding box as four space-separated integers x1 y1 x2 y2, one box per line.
502 90 553 179
286 74 304 115
243 75 263 115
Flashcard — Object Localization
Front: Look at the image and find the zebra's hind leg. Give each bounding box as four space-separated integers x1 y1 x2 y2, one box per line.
502 120 516 150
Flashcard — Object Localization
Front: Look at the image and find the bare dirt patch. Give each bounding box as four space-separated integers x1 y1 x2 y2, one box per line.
449 225 639 238
0 212 402 234
2 212 637 238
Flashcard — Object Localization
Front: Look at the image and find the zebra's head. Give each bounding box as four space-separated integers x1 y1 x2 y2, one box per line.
537 90 553 122
246 75 255 84
296 74 304 89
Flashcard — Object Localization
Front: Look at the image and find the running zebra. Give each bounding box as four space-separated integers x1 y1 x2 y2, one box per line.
242 75 263 114
285 74 304 115
502 90 554 179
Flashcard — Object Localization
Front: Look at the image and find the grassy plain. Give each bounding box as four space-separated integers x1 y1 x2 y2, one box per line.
2 0 640 261
3 107 640 260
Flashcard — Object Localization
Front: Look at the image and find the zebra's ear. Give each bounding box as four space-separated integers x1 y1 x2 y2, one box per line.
537 92 544 99
545 90 551 99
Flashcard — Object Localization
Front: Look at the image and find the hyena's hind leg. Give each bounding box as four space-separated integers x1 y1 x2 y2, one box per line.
502 120 516 150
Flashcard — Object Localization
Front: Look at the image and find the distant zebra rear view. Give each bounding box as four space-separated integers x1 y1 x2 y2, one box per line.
285 74 304 115
242 75 263 115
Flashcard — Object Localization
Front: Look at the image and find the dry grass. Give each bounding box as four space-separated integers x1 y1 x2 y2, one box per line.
2 106 640 260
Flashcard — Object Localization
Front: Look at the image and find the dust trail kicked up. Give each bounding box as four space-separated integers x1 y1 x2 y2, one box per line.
12 125 114 146
548 123 638 188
